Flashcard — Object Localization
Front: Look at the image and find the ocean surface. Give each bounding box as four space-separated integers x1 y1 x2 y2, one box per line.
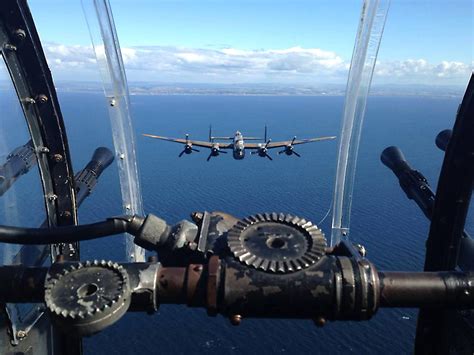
1 91 472 353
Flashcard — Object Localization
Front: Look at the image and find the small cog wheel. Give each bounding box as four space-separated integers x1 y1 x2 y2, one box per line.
227 213 327 273
44 260 131 336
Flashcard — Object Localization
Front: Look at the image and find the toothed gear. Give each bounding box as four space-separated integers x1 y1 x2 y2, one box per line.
227 213 327 273
44 260 131 336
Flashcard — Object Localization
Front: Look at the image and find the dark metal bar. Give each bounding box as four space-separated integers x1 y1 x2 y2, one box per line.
416 74 474 354
2 260 474 326
425 73 474 271
379 271 474 308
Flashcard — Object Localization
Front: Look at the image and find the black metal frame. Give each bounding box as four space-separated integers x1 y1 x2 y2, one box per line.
0 0 81 353
415 74 474 353
0 0 78 235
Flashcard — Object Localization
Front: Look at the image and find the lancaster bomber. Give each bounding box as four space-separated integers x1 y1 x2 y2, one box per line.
143 126 336 161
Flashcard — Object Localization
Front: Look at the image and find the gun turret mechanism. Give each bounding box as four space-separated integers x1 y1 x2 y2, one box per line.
1 208 474 338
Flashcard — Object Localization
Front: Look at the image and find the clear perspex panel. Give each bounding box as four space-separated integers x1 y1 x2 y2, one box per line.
0 55 48 348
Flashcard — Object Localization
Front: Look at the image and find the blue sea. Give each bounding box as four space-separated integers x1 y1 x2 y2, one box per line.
1 91 472 353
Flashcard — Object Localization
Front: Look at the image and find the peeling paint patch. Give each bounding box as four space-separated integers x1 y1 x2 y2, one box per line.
261 286 281 296
311 285 329 298
306 271 324 278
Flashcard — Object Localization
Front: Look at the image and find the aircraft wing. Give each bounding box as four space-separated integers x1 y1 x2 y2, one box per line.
245 136 336 149
143 134 233 149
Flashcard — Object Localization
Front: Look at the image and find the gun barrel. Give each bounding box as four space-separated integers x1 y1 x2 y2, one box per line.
13 147 114 266
0 141 36 196
435 129 452 152
381 146 411 175
75 147 114 204
381 146 435 219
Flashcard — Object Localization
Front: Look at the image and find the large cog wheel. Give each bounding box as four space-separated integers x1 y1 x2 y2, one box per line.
227 213 327 273
44 260 131 336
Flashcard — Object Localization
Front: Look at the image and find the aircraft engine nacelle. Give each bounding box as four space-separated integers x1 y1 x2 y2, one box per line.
278 137 300 157
251 140 273 160
283 145 294 155
211 144 220 156
207 143 225 161
184 143 194 154
178 136 200 157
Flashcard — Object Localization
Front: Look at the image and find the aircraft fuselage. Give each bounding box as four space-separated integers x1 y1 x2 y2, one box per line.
232 131 245 160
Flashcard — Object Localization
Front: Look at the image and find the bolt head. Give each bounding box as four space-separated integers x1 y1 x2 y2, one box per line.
36 94 48 104
314 316 326 327
229 314 242 326
16 330 27 339
52 154 63 162
14 29 26 41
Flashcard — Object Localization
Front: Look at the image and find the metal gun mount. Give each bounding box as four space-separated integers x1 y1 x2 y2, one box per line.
1 210 474 337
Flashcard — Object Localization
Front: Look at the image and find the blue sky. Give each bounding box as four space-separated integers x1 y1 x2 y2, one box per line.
27 0 472 85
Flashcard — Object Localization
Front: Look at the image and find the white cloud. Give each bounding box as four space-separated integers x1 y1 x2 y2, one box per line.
45 43 96 69
39 42 472 85
374 59 471 84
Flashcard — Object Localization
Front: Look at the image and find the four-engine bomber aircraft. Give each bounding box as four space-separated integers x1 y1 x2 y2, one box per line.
143 126 336 161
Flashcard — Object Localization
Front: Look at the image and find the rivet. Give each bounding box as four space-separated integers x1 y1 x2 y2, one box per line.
314 316 326 327
52 154 63 162
60 211 72 218
36 94 48 104
229 314 242 326
14 29 26 41
16 330 26 339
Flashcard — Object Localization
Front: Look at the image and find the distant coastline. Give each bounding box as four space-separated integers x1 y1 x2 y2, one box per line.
0 80 466 98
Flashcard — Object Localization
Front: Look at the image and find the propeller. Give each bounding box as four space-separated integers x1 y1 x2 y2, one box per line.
251 139 273 160
278 136 300 157
179 134 199 157
206 144 227 161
